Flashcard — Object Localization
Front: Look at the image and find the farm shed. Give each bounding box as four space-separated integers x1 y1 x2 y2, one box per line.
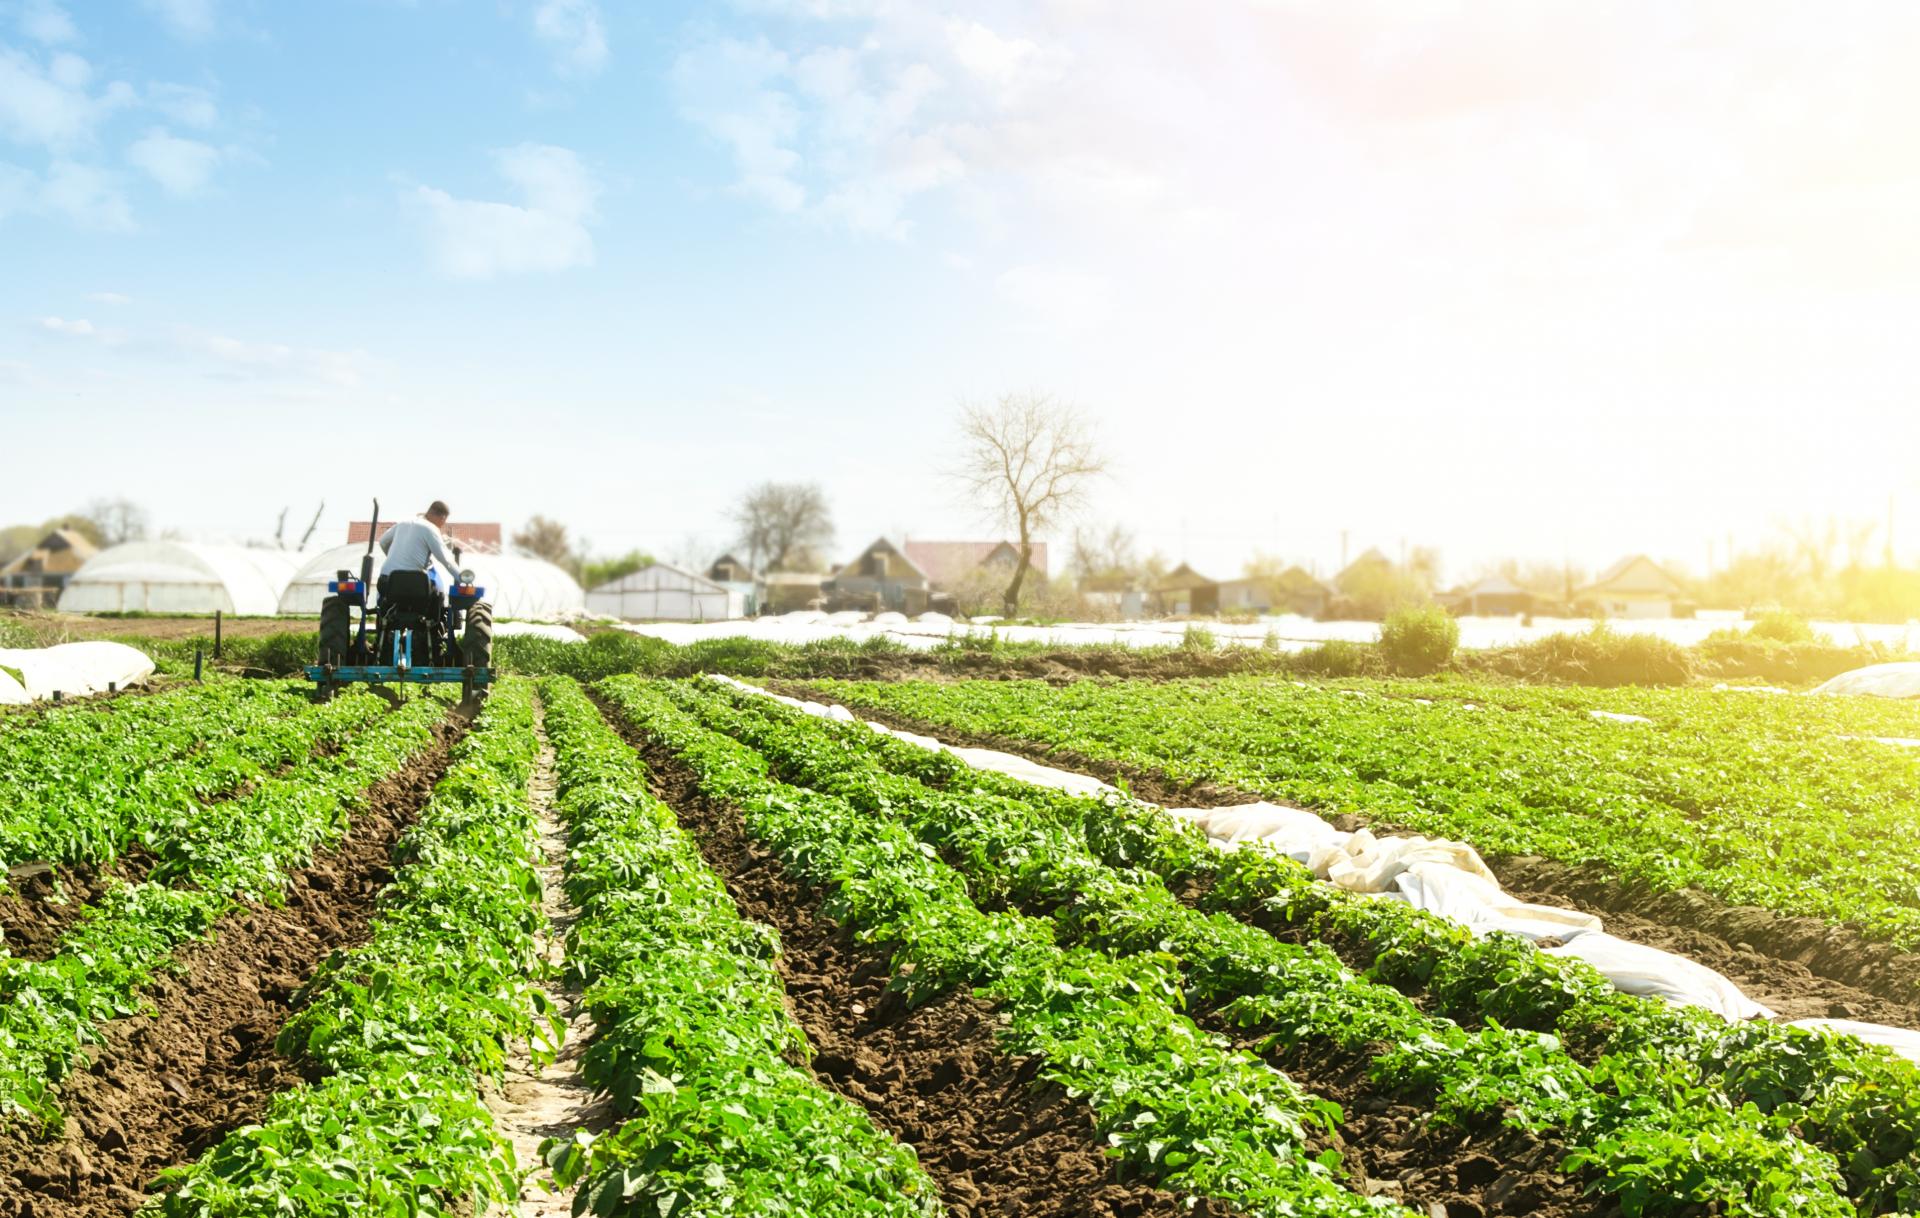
1 527 97 609
1451 574 1535 617
1216 578 1272 614
1152 563 1219 616
762 571 826 613
707 554 763 615
58 542 304 616
824 537 930 614
586 563 741 621
1574 555 1685 619
278 543 584 620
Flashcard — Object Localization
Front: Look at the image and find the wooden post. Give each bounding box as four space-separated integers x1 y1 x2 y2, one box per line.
194 645 203 681
214 609 223 659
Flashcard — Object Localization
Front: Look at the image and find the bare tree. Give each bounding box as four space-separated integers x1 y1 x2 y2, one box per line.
513 515 580 577
83 497 150 546
951 393 1108 615
729 482 834 572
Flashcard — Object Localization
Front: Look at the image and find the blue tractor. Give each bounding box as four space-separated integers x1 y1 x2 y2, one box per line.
307 500 494 712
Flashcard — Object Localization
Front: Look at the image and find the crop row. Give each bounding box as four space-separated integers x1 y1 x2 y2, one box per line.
601 674 1458 1218
675 678 1885 1216
0 690 448 1130
157 680 546 1217
536 676 941 1216
0 679 330 875
807 676 1920 950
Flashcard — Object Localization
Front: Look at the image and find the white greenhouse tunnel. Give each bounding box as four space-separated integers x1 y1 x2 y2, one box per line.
58 543 307 616
276 543 584 621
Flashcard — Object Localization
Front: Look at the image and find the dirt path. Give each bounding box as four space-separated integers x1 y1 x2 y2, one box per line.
773 683 1920 1029
484 701 604 1218
0 726 458 1218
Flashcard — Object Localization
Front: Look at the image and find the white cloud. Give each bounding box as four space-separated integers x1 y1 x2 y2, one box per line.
411 143 600 278
533 0 607 77
672 38 805 213
138 0 214 40
126 126 219 195
147 82 217 129
174 327 369 387
17 0 76 45
39 314 94 335
0 45 134 149
86 290 131 304
31 159 131 228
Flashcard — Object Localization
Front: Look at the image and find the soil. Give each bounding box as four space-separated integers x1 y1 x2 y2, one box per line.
0 722 459 1218
1 850 156 964
0 612 301 645
482 702 607 1218
622 720 1202 1218
775 684 1920 1030
613 699 1621 1218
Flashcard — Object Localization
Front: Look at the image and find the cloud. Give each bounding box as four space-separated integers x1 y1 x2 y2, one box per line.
173 327 369 387
0 45 135 149
17 0 76 44
86 290 131 304
11 159 132 228
147 82 217 129
411 143 600 278
126 126 219 195
39 314 94 335
138 0 214 40
533 0 607 77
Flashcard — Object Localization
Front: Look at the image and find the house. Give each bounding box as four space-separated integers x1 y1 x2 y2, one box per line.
0 527 97 608
1151 563 1219 616
902 540 1050 591
347 520 502 554
707 553 762 616
762 571 827 613
1216 578 1273 614
1217 565 1337 617
586 563 741 621
1335 547 1394 591
1574 555 1687 619
1450 574 1535 617
823 537 931 614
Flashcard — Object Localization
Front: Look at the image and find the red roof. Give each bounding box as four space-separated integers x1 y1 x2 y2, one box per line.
903 540 1049 588
347 520 502 553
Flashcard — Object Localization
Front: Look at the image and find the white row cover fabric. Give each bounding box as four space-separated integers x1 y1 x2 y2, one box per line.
493 622 584 643
278 544 584 621
1816 663 1920 699
59 543 306 616
709 676 1821 1027
1790 1019 1920 1065
0 642 155 704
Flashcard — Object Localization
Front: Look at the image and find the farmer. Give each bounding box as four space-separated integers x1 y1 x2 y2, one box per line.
377 500 462 588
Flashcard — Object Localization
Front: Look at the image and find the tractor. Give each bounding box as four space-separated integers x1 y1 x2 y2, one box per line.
306 500 493 712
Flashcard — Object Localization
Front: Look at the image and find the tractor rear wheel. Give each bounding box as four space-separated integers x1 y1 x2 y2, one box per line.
319 595 352 666
462 601 494 670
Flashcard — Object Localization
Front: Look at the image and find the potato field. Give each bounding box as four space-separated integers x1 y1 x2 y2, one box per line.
4 670 1920 1218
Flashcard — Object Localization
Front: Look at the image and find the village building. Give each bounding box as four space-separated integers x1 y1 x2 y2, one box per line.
823 537 931 614
0 527 98 609
1151 563 1220 616
586 562 741 621
1574 555 1688 619
761 571 827 613
902 540 1050 590
706 553 762 616
1447 574 1536 617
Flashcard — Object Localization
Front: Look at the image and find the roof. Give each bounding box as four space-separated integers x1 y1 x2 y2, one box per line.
902 540 1049 587
833 537 929 582
1154 562 1217 591
708 553 760 579
1575 554 1684 598
1463 574 1530 597
763 571 827 586
1337 547 1393 580
0 528 97 577
347 520 502 552
590 562 728 595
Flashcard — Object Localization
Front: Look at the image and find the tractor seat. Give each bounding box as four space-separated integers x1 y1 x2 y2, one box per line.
377 569 443 614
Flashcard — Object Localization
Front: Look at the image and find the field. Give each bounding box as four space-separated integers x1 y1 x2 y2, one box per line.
3 668 1920 1217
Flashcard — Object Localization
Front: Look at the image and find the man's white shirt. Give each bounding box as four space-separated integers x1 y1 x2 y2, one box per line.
377 517 459 578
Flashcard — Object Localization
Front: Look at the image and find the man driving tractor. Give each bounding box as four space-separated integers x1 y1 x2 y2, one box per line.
376 499 461 591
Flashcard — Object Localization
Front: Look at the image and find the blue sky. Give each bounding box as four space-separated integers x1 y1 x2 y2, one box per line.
4 1 1918 580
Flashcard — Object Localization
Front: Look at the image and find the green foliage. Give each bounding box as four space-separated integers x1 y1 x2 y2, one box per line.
581 550 654 590
1747 610 1818 644
1378 604 1459 675
1467 622 1695 686
1179 623 1217 651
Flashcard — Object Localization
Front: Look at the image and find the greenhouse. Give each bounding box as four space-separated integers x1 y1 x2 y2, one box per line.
277 543 585 620
57 542 307 616
586 562 742 621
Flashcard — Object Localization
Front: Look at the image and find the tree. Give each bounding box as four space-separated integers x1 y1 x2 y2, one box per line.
951 393 1108 616
513 515 580 577
728 482 834 573
581 550 653 590
82 498 149 546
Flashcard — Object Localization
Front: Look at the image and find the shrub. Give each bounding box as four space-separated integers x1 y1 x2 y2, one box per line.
1289 640 1382 678
1469 624 1693 686
1379 604 1459 676
1747 609 1817 645
1180 625 1218 652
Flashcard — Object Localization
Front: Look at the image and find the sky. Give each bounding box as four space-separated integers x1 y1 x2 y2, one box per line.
2 0 1917 583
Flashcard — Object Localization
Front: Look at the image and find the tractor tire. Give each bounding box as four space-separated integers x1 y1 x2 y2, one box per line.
462 601 494 670
318 596 352 666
